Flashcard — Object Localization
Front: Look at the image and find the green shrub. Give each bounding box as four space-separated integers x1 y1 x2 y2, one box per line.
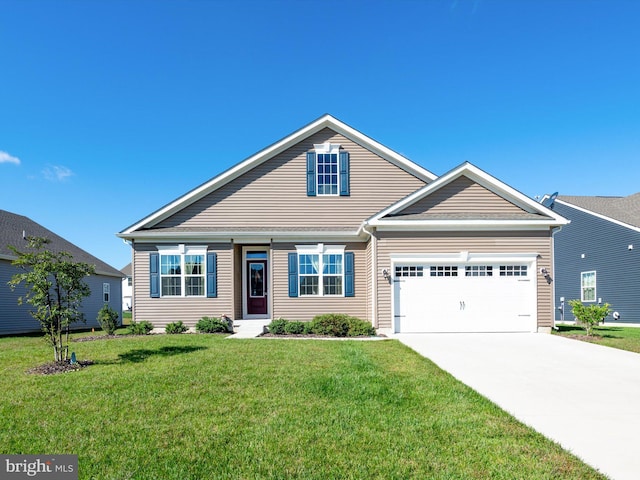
347 316 376 337
284 321 306 335
310 313 350 337
196 316 232 333
268 318 289 335
97 304 119 335
303 322 314 335
568 300 612 336
165 321 188 334
127 319 154 335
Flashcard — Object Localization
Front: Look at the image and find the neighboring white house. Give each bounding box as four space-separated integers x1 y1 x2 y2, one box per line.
121 263 132 311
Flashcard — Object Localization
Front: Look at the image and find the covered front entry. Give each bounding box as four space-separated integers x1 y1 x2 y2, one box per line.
392 254 537 333
243 247 269 319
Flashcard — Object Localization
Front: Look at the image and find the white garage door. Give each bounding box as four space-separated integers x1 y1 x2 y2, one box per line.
393 261 536 333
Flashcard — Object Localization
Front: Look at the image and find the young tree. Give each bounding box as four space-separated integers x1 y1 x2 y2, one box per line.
8 236 95 361
568 299 612 336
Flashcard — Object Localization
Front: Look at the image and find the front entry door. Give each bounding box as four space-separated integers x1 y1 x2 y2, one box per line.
247 260 267 315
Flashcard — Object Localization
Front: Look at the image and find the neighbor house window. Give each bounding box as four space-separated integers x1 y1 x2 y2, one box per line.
103 283 110 302
581 271 596 302
296 244 345 296
158 246 206 297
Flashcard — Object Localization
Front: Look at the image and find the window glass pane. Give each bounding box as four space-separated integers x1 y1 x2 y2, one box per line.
430 266 458 277
323 276 343 295
246 252 268 259
299 254 319 274
161 255 181 275
185 277 204 296
185 255 203 274
162 277 181 296
250 263 264 297
317 153 339 195
322 254 343 275
300 276 319 295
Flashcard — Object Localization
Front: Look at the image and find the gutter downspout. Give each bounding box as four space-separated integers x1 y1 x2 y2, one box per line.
360 222 378 329
550 226 563 331
123 238 134 323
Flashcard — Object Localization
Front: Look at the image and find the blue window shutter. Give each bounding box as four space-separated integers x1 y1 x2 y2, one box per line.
306 152 316 196
207 252 217 298
288 252 298 297
150 252 160 298
339 151 350 196
344 252 354 297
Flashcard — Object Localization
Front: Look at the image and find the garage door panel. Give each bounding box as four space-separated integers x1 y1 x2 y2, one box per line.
394 261 536 333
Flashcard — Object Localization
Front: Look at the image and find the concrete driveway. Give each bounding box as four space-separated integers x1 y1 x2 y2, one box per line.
395 333 640 480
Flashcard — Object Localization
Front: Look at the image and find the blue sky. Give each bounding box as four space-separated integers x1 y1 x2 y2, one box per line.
1 0 639 270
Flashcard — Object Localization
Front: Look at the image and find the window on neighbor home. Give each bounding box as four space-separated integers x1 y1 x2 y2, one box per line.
297 245 345 296
581 271 596 302
127 277 132 287
103 283 110 302
159 247 206 297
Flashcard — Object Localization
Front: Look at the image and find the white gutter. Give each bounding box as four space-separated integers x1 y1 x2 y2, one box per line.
551 225 564 330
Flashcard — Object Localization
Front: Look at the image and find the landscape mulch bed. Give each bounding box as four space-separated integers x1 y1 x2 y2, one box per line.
27 359 94 375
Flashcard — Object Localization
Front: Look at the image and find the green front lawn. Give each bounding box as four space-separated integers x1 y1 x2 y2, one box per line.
553 324 640 353
0 334 605 479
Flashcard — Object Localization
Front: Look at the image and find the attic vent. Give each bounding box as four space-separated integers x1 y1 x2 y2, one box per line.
22 230 26 240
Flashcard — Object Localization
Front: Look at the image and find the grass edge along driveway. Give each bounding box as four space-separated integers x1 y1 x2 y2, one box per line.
0 333 606 479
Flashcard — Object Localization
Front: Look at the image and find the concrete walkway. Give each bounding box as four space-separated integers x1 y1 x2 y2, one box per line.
395 333 640 480
227 319 271 339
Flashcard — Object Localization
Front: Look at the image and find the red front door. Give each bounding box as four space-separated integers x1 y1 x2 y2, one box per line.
247 260 267 315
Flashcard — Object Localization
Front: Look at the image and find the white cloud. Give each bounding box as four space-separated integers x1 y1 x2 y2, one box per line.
42 165 74 182
0 151 21 165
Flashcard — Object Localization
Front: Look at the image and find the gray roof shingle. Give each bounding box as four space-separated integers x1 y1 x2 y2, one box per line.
0 209 123 277
558 193 640 229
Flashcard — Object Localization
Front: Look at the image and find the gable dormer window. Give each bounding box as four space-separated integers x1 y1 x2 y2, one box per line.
306 143 350 197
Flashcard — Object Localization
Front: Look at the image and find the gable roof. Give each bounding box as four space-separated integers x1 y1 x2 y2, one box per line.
121 263 132 276
0 209 123 278
119 114 437 236
552 193 640 231
367 162 568 230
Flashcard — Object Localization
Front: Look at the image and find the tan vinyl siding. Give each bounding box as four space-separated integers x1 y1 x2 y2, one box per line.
374 230 554 330
271 242 369 321
132 243 233 328
155 129 427 230
399 177 525 215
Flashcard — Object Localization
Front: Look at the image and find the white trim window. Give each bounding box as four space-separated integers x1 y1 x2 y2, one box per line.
103 283 110 302
581 271 596 302
296 244 345 296
158 245 206 297
314 143 340 196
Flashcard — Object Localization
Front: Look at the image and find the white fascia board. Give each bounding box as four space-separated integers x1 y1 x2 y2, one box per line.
555 199 640 233
391 252 539 264
373 220 562 231
121 230 367 244
121 115 436 235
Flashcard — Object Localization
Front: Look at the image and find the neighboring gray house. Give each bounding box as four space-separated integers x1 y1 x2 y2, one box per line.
542 193 640 324
0 209 124 335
